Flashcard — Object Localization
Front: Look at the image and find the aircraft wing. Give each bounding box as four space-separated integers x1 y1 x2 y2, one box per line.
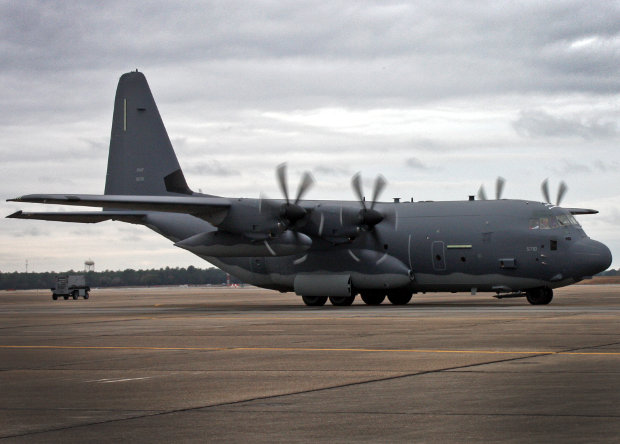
7 194 231 224
6 210 147 224
565 208 599 215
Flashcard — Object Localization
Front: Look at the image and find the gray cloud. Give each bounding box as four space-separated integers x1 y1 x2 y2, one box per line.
3 1 620 270
3 1 620 114
406 157 428 170
37 175 76 186
553 159 593 175
513 110 618 140
593 160 619 172
14 227 47 237
312 165 351 176
184 160 240 176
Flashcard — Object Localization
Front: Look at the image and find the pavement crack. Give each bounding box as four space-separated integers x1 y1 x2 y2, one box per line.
0 352 550 440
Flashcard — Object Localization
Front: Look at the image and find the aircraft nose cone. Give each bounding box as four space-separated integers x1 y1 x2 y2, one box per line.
572 239 612 278
599 241 613 271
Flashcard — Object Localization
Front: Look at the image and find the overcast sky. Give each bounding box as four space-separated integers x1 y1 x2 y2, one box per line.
2 0 619 272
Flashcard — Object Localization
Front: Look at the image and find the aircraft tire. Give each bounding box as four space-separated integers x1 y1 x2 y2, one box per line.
360 292 385 305
302 296 328 307
329 296 355 306
526 287 553 305
387 290 412 305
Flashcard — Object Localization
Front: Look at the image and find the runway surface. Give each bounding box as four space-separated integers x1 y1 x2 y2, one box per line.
1 285 619 442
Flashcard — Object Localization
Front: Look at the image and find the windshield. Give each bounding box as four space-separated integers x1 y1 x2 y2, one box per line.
529 213 579 230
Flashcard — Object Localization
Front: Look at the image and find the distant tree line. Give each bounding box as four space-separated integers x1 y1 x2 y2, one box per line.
1 266 616 290
0 266 243 290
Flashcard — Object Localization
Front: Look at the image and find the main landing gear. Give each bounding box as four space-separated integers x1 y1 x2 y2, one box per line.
526 287 553 305
387 289 412 305
299 295 355 306
301 296 328 306
329 296 355 306
360 291 385 305
302 289 413 306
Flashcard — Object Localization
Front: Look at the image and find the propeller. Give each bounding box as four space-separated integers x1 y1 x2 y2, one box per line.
348 172 398 264
276 163 314 224
259 163 314 235
351 173 386 229
477 177 506 200
495 176 506 200
541 179 568 206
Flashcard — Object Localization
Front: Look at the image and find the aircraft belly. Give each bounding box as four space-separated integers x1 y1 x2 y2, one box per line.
201 256 275 288
412 272 546 292
205 247 415 292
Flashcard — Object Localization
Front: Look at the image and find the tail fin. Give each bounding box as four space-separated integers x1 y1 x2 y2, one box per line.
104 71 192 196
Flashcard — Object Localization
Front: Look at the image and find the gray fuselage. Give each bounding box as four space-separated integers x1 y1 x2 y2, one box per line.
143 197 611 295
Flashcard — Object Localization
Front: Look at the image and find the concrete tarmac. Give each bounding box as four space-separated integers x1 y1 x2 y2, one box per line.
1 285 619 443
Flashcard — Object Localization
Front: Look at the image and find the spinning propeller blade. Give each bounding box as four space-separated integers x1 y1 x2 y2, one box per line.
541 179 568 206
541 178 551 204
478 177 505 200
556 181 568 206
351 173 366 210
370 175 387 210
276 163 290 204
295 171 314 204
495 177 506 200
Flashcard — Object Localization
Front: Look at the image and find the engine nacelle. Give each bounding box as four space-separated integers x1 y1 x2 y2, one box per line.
175 230 312 257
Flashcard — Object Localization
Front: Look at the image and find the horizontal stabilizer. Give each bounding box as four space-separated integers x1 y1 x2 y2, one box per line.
8 194 230 225
566 208 599 215
6 210 146 224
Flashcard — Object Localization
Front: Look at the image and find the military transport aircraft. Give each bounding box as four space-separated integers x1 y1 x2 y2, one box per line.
7 71 612 306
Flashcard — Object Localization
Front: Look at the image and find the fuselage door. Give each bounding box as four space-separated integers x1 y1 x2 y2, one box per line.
432 241 446 271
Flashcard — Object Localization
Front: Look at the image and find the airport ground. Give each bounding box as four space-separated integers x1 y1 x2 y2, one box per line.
1 282 619 443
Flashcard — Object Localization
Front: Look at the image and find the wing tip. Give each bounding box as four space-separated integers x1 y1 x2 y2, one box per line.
6 210 23 219
567 208 599 215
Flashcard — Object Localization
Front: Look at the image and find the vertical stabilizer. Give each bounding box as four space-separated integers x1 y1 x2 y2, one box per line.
104 71 192 196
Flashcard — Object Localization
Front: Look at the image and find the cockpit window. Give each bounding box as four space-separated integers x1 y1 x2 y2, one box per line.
529 214 579 230
557 214 571 226
567 214 580 226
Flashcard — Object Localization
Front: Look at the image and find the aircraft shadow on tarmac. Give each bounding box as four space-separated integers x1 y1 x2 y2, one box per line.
140 299 530 313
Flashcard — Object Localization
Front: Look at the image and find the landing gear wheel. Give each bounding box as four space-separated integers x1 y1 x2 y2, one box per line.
52 294 58 300
387 289 412 305
526 287 553 305
72 290 78 300
360 291 385 305
329 296 355 306
302 296 328 307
